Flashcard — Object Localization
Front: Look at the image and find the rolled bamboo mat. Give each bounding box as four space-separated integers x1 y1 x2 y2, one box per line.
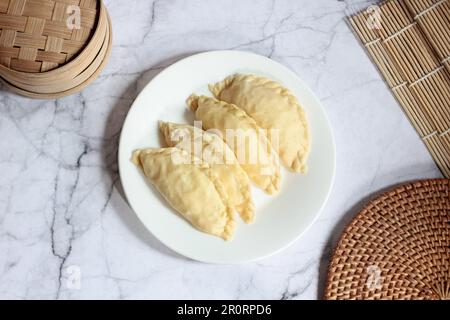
350 0 450 178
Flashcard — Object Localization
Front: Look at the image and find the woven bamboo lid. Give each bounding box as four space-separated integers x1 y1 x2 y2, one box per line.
325 179 450 300
0 0 98 73
0 0 111 98
0 8 110 98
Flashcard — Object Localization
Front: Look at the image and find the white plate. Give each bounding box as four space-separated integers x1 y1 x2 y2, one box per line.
118 51 335 264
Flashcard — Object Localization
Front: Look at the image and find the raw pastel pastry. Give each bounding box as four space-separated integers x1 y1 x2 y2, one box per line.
159 121 255 223
209 74 310 173
187 95 281 194
132 147 235 240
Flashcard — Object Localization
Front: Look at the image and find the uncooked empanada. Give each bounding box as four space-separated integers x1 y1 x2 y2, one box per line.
209 74 310 173
187 95 280 194
132 147 235 240
159 121 255 223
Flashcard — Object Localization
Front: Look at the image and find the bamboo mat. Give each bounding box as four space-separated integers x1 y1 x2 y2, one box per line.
350 0 450 177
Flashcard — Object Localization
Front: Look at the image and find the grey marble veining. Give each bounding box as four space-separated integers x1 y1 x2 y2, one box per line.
0 0 443 299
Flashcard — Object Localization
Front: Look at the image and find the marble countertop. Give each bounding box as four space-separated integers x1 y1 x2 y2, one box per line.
0 0 443 299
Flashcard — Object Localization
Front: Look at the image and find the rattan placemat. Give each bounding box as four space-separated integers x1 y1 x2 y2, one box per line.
325 179 449 300
350 0 450 178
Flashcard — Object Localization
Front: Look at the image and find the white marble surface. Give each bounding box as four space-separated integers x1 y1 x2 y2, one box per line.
0 0 443 300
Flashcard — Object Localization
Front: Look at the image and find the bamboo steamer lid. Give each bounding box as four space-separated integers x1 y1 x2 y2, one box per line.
0 0 111 98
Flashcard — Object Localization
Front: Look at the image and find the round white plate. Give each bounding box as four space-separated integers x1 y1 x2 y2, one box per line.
119 51 335 264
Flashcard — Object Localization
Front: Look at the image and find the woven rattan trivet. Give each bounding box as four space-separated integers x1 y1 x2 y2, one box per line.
325 179 450 300
350 0 450 178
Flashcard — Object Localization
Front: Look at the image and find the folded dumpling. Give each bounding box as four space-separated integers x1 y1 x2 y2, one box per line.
187 95 281 194
132 147 235 240
209 74 310 173
159 121 255 223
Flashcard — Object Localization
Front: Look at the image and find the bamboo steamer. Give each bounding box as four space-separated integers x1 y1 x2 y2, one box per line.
0 0 112 99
